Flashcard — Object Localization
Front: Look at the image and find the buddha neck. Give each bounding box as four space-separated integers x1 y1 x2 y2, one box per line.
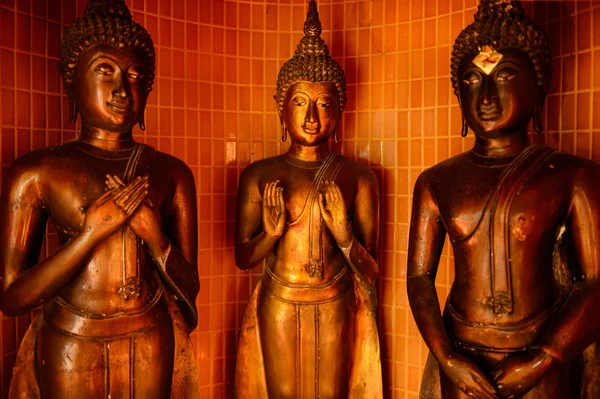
472 129 530 158
78 126 136 151
286 142 330 162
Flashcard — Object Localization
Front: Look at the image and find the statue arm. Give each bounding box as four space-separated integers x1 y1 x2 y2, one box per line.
152 162 200 330
406 174 453 361
0 162 97 316
234 167 279 270
539 167 600 363
340 168 380 288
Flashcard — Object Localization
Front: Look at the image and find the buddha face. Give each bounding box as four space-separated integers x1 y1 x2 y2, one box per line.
458 48 541 138
71 44 149 132
279 81 340 146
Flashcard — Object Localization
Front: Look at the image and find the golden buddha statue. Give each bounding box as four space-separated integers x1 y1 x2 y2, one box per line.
408 1 600 398
234 1 382 397
0 1 200 397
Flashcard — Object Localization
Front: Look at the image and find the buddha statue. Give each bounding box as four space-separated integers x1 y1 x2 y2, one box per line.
0 1 200 397
234 1 382 397
407 1 600 398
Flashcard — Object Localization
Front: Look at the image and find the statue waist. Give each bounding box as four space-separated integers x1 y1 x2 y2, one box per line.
262 265 352 304
43 285 170 339
444 300 562 350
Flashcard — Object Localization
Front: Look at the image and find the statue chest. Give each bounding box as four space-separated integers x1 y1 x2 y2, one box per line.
434 160 568 245
43 154 169 238
262 168 352 225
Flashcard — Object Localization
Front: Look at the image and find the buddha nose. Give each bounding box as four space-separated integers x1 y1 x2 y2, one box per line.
112 74 130 99
305 101 319 125
480 76 498 106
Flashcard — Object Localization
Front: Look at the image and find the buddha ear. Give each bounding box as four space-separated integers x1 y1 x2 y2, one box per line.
275 96 287 142
66 86 78 125
457 93 469 138
138 110 146 131
534 81 549 134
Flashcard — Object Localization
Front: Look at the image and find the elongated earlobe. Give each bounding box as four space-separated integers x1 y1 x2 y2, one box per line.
281 125 287 142
68 97 78 124
139 110 146 131
533 105 543 134
333 129 338 143
461 113 468 137
457 95 468 137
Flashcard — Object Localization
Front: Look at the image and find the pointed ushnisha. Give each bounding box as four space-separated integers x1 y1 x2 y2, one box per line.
303 0 322 37
450 0 552 95
274 0 346 112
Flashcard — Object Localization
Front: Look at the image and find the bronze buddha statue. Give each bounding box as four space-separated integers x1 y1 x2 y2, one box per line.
0 1 200 397
234 1 383 397
407 1 600 399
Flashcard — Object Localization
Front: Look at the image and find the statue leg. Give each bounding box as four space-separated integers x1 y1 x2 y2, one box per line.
314 289 353 398
36 320 109 398
420 353 441 399
36 316 175 398
258 289 299 398
131 315 175 398
258 288 353 398
582 342 600 399
520 358 576 398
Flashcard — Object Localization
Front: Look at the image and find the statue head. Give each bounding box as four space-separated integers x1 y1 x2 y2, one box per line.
59 0 155 132
451 0 552 137
275 0 346 146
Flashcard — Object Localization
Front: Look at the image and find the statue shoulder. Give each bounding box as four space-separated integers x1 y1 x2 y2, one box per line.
153 150 196 188
239 155 285 185
341 157 379 186
2 144 69 190
547 150 600 189
417 151 471 185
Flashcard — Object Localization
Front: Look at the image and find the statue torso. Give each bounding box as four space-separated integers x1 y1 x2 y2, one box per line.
253 154 359 286
429 148 573 327
33 141 176 315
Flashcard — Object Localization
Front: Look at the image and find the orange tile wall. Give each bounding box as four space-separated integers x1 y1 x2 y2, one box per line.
0 0 598 398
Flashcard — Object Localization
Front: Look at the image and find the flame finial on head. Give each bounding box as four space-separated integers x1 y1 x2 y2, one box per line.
304 0 322 37
274 0 346 112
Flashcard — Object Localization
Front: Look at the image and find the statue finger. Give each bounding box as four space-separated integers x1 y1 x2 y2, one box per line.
117 180 148 210
119 179 149 209
325 185 334 204
105 175 119 189
269 182 277 207
270 181 280 206
477 380 500 399
266 182 274 208
262 182 271 207
111 178 144 203
277 188 285 212
96 187 119 206
331 181 343 202
123 188 148 214
318 192 328 215
113 178 148 206
113 175 127 187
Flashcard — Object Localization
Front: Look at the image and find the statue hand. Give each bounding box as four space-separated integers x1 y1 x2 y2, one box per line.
262 180 286 238
83 176 148 243
439 352 500 399
105 175 164 257
318 181 352 248
490 347 557 399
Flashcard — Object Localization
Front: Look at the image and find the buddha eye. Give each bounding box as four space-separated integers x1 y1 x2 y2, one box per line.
462 72 481 85
293 98 307 106
128 72 143 80
318 102 331 108
96 66 114 76
495 67 517 82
